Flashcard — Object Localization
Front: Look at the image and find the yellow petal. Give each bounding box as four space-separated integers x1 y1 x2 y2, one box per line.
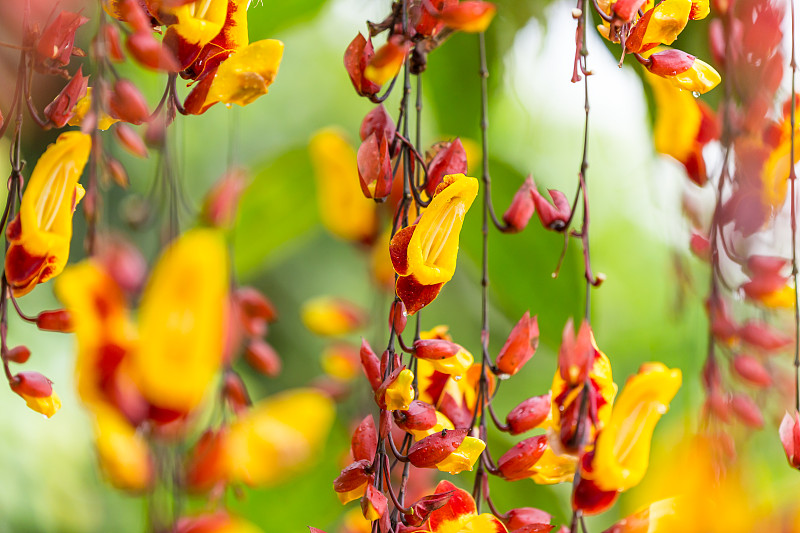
68 87 119 130
166 0 228 46
19 391 61 418
406 174 479 285
647 72 702 162
385 369 415 411
208 39 284 107
436 436 485 474
131 229 229 412
529 447 577 484
226 388 334 487
591 363 682 492
429 347 474 377
93 406 153 491
641 0 691 46
667 58 721 94
19 130 90 261
310 129 379 242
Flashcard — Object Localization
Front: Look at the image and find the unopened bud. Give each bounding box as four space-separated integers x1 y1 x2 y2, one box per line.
36 310 73 332
351 415 378 461
497 435 547 481
506 394 550 435
223 372 250 414
6 345 31 364
361 483 387 521
389 300 407 334
496 311 539 377
244 339 281 377
10 371 53 397
407 429 467 468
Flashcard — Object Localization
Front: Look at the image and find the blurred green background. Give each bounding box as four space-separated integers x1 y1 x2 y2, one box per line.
0 0 795 531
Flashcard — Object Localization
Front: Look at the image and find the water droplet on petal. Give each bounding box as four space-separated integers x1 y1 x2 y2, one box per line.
692 91 700 98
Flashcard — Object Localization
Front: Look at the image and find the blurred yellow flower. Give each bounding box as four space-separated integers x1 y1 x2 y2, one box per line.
226 388 334 487
131 229 229 413
310 129 378 243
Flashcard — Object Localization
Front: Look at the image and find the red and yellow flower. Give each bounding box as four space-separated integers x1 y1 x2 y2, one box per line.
420 480 507 532
6 131 90 297
390 174 478 314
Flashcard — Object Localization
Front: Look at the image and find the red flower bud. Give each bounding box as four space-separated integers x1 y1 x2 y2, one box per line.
531 184 571 231
36 310 73 332
558 319 594 386
646 50 696 77
705 390 731 423
425 138 468 196
352 415 378 461
730 393 764 428
403 491 455 527
413 338 462 360
106 158 129 189
202 169 248 229
113 123 149 158
379 409 393 440
109 79 150 125
504 508 552 531
408 429 467 468
126 31 179 72
334 459 373 493
395 400 438 432
506 395 551 435
44 67 89 128
103 24 125 62
244 339 281 377
689 231 711 260
738 320 792 351
358 133 394 199
612 0 647 21
222 372 250 414
344 33 381 97
780 412 800 469
360 339 382 391
495 311 539 376
390 300 408 335
96 236 147 293
6 346 31 364
116 0 154 33
35 12 89 70
731 354 771 387
185 428 228 492
10 371 53 397
503 177 536 232
360 105 396 145
498 435 547 481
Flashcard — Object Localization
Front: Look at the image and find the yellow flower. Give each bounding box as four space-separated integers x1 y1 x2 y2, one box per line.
590 363 682 492
130 229 229 412
92 406 153 491
209 39 284 106
5 131 89 296
406 174 478 285
384 368 415 411
435 435 486 474
309 129 379 243
226 388 334 487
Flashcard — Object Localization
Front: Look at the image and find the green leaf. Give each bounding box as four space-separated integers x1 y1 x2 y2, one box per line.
233 148 320 278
